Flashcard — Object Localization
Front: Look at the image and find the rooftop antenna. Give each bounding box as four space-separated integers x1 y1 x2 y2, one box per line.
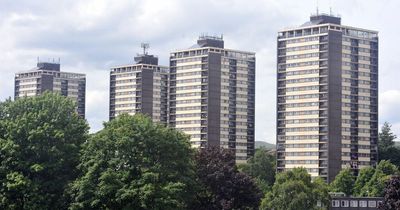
316 0 319 15
141 43 149 55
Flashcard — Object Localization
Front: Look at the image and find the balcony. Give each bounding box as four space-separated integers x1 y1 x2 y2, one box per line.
319 86 328 92
319 135 328 142
319 144 328 150
319 152 328 159
319 78 328 84
319 119 328 125
320 44 328 51
319 94 328 100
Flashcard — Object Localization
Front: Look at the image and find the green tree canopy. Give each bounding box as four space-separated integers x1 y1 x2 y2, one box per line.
261 168 330 210
0 93 89 209
329 168 356 196
360 160 399 197
353 166 376 196
68 114 196 210
191 147 262 210
239 148 276 193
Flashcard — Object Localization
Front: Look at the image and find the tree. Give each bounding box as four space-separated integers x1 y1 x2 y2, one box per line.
0 93 89 209
312 177 330 209
381 147 400 168
239 148 276 193
379 122 400 167
379 175 400 210
360 160 399 197
379 122 397 151
191 147 262 210
353 167 376 196
68 114 196 210
261 168 330 210
329 168 356 196
378 122 400 166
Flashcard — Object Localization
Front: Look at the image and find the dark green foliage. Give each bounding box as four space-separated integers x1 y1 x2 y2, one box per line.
191 147 262 210
239 148 275 193
381 147 400 168
68 114 196 210
329 168 356 196
379 176 400 210
0 93 89 209
260 168 329 210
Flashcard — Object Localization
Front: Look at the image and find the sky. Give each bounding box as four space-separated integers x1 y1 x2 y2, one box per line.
1 0 399 144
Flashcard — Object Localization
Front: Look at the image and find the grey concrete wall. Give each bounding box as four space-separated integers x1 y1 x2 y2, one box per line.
207 53 221 147
141 70 154 118
327 30 343 183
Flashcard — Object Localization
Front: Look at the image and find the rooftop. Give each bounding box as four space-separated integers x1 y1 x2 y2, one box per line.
192 34 224 48
301 13 341 26
37 62 60 71
134 54 158 65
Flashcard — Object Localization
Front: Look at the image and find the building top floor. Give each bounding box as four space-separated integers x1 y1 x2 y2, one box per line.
170 36 255 59
15 62 86 80
170 47 255 60
278 14 378 40
110 63 168 74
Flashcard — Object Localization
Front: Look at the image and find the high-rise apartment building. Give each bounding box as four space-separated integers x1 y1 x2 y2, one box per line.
169 36 256 162
277 14 378 182
15 61 86 117
109 53 169 123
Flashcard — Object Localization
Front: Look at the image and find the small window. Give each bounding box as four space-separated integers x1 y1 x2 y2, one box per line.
350 200 358 207
368 201 377 207
332 200 340 207
341 200 349 207
360 200 367 207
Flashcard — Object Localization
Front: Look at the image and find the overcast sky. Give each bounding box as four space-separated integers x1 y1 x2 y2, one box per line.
1 0 399 143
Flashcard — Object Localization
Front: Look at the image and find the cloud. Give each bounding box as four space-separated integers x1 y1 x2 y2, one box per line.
379 90 400 136
0 0 400 142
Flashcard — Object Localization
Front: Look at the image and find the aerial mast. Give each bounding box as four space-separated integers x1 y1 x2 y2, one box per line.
141 43 150 55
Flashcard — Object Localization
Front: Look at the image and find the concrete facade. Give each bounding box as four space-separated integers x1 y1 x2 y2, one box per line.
169 36 256 162
277 14 379 181
14 62 86 117
109 54 168 124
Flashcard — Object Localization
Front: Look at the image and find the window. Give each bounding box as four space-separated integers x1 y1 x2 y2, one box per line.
360 200 367 207
332 200 340 207
341 200 349 207
368 201 377 207
350 200 358 207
